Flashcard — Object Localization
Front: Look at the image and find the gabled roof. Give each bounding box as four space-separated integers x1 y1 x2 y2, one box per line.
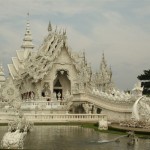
12 57 20 72
16 50 25 61
8 64 19 79
21 27 89 82
8 22 92 83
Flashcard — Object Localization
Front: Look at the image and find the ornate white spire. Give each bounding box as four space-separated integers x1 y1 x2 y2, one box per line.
94 53 113 92
100 52 107 70
48 21 52 32
21 13 34 49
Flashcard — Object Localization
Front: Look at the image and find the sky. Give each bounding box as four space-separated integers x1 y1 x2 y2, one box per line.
0 0 150 91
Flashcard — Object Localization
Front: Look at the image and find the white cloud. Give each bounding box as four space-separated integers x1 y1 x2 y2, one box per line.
133 4 150 16
89 11 150 89
0 0 150 90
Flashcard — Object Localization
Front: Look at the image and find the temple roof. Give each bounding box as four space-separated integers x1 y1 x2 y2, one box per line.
8 21 92 84
16 50 24 61
0 64 5 82
8 64 19 79
12 57 20 72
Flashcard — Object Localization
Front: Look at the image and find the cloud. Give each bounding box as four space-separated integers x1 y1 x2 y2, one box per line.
0 0 150 91
89 11 150 89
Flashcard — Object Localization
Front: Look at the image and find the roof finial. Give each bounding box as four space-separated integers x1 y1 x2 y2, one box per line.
21 13 34 49
55 26 57 33
102 52 106 64
102 51 105 59
48 21 52 32
27 12 29 18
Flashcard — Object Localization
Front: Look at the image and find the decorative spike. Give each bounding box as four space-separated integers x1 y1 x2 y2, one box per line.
55 26 57 32
102 52 105 62
100 52 107 69
48 21 52 32
21 13 34 49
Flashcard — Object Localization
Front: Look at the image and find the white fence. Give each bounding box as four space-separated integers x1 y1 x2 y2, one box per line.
25 114 107 122
0 113 107 123
22 101 67 108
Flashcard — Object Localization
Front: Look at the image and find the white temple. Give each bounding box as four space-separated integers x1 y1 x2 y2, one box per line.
0 17 148 123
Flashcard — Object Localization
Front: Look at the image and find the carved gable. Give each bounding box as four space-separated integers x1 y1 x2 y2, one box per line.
54 47 73 64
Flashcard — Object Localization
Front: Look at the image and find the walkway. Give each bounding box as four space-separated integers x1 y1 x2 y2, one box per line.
109 123 150 134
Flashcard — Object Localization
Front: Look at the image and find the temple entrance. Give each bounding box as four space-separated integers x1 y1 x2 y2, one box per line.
53 70 71 100
53 79 63 100
53 89 62 99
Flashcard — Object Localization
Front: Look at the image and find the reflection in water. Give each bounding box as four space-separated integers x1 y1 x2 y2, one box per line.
0 125 150 150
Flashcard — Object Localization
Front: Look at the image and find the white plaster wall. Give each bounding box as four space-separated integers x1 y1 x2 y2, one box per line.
101 108 131 123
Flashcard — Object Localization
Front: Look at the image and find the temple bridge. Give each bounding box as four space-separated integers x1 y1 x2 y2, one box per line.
71 93 134 113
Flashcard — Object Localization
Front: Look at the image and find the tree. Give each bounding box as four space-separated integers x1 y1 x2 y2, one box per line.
137 69 150 95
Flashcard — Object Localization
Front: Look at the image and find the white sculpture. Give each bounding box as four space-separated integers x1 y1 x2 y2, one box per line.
57 92 61 100
132 96 150 121
82 103 93 114
1 130 27 149
132 81 143 97
98 116 108 130
1 112 33 149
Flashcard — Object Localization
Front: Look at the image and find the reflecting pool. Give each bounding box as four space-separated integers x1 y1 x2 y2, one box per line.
0 125 150 150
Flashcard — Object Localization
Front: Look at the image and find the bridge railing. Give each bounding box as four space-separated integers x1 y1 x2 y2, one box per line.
0 113 107 123
22 100 67 106
73 93 132 113
24 114 107 122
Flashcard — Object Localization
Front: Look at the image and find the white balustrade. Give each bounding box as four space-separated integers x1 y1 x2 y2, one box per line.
22 100 67 107
24 114 107 122
0 113 107 123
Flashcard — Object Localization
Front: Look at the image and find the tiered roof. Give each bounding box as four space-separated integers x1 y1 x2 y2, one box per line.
8 14 34 80
8 20 92 84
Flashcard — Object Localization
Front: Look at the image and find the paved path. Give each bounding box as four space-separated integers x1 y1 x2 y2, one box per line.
109 124 150 133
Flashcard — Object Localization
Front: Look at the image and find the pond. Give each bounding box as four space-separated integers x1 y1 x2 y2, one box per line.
0 125 150 150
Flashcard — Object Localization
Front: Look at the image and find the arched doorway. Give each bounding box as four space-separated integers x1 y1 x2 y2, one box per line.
53 70 71 100
97 108 102 114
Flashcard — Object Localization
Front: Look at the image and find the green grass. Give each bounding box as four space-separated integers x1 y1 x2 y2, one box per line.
81 123 127 135
81 123 150 138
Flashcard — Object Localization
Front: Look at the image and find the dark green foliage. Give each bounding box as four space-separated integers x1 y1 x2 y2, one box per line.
137 69 150 80
138 69 150 95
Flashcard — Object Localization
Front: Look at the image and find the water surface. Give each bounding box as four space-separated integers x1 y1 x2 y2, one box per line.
0 125 150 150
